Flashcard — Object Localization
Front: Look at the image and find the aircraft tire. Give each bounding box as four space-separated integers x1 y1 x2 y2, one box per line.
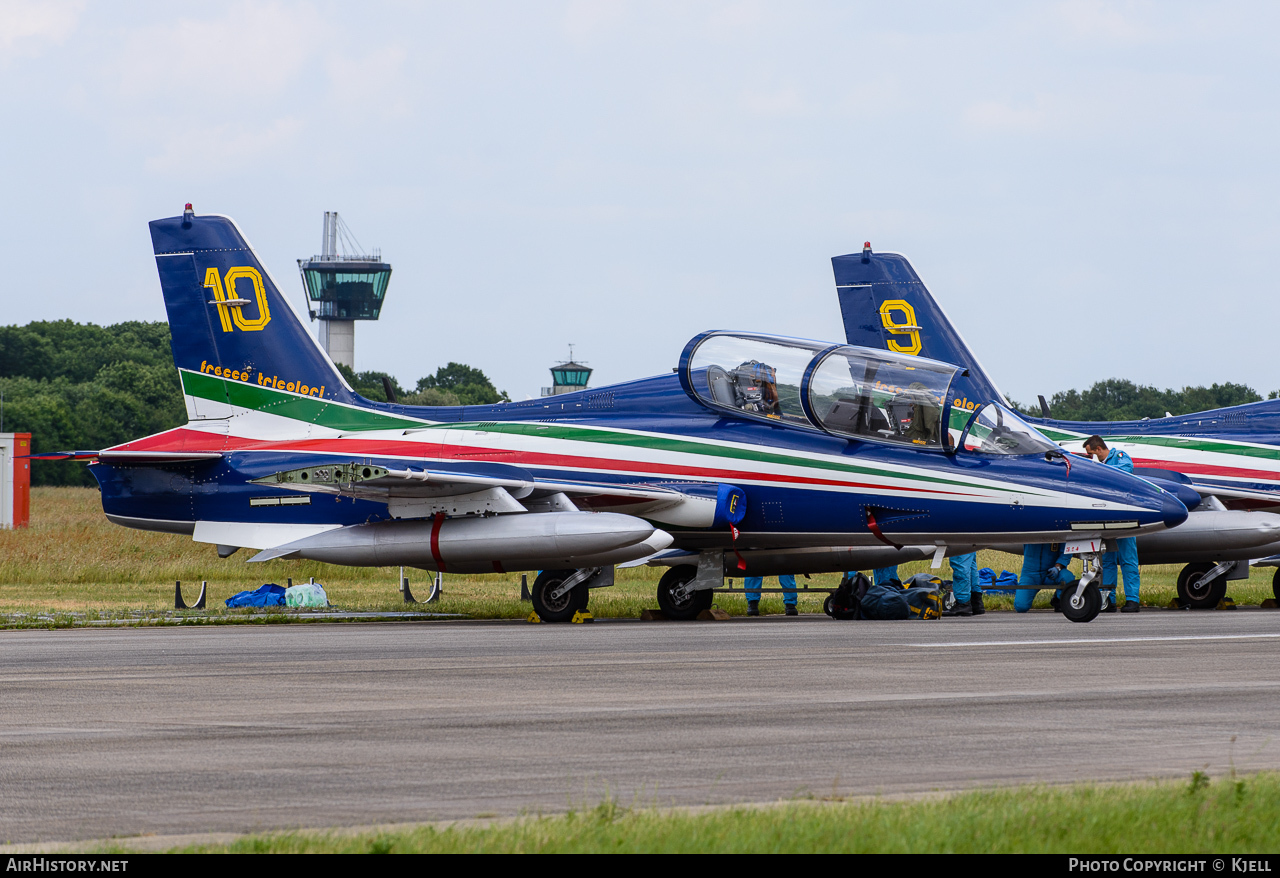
1061 582 1102 623
1272 568 1280 603
823 592 857 620
657 565 709 620
1176 563 1228 609
531 569 582 623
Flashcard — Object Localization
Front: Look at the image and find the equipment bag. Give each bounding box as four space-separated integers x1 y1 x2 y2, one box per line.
859 582 911 620
904 586 942 620
825 572 869 620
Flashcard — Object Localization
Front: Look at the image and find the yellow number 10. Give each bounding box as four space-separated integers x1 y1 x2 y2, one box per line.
203 267 272 333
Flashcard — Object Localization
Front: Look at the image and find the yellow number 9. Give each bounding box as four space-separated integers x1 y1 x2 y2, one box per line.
879 299 921 355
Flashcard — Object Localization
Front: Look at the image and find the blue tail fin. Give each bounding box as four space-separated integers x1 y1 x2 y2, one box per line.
831 247 1006 409
150 208 359 416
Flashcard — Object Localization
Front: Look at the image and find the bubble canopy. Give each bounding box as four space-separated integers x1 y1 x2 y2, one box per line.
679 331 965 449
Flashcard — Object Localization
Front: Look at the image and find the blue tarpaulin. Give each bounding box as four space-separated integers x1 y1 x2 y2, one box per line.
225 583 287 608
979 567 1018 595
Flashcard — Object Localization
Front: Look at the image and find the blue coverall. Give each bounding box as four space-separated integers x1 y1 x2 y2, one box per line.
872 566 900 586
744 575 797 606
1017 543 1076 612
1099 447 1140 606
949 552 981 604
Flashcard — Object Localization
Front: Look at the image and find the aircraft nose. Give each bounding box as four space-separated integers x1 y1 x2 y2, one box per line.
1162 491 1189 529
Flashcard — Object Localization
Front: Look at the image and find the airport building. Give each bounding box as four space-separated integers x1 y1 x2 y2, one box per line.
297 212 392 370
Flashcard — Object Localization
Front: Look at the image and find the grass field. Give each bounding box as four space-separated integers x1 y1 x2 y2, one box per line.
76 772 1275 853
2 487 1278 621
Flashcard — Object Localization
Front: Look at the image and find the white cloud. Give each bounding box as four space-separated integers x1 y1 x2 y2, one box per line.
961 97 1054 135
0 0 84 58
105 2 325 102
1049 0 1160 44
739 86 807 117
142 114 304 175
326 44 409 111
561 0 629 47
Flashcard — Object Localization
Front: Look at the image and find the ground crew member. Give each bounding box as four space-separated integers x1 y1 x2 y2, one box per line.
1017 543 1076 612
872 565 900 586
943 552 984 616
1084 435 1140 613
744 575 798 616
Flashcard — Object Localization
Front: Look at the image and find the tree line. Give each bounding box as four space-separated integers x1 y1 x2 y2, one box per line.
1011 378 1271 422
0 320 508 486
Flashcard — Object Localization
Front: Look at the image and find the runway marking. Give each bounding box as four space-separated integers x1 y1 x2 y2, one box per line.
910 632 1280 648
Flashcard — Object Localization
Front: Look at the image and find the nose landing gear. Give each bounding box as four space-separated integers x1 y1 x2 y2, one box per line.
1062 553 1104 623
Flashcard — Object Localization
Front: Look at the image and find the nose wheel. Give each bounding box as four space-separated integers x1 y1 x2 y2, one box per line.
1061 582 1102 623
1061 552 1103 623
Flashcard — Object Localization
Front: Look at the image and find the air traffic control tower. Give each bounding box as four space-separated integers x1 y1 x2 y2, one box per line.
297 212 392 370
541 347 592 396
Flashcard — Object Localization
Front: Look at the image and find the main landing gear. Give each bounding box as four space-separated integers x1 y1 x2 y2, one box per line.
530 568 592 623
656 565 713 620
1176 562 1231 609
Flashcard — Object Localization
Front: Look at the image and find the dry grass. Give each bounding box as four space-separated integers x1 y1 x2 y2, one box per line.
0 487 1276 618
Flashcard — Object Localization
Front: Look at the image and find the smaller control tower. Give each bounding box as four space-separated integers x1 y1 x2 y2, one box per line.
541 346 592 396
297 212 392 369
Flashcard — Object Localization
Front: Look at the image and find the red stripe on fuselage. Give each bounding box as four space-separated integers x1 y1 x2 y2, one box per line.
107 428 981 497
1131 457 1280 484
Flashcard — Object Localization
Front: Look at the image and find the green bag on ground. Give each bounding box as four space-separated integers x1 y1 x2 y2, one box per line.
285 582 328 608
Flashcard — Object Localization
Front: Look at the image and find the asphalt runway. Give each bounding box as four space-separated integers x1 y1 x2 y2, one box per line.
3 610 1280 844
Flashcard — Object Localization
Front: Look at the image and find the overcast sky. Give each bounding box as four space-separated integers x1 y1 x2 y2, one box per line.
2 1 1278 403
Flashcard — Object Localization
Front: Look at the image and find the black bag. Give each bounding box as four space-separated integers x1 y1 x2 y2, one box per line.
859 581 911 620
825 572 870 620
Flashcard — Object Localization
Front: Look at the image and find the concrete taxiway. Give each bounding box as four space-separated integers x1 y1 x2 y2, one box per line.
2 611 1278 844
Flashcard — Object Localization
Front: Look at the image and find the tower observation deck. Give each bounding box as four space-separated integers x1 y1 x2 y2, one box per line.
297 212 392 369
541 346 592 396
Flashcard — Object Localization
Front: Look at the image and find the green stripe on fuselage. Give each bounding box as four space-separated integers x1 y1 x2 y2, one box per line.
181 370 1045 496
181 370 424 431
479 423 1037 495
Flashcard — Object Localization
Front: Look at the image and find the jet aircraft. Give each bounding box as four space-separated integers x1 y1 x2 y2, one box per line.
832 242 1280 609
61 209 1189 623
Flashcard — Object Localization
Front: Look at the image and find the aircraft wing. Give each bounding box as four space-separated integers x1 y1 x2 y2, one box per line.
248 460 687 515
23 450 224 464
1184 482 1280 504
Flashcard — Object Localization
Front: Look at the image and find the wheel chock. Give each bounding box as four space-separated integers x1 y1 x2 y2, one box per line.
571 610 594 624
1217 597 1237 610
175 580 206 610
1261 599 1278 609
696 608 731 621
527 611 542 623
640 609 668 621
1167 597 1189 609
